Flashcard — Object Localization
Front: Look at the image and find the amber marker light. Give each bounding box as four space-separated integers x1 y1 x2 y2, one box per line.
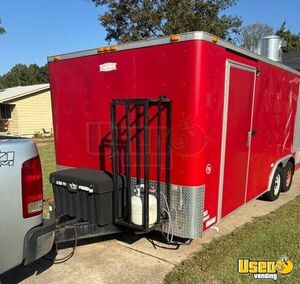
98 45 118 53
109 45 118 51
53 56 61 61
97 47 105 53
170 35 180 42
211 36 218 44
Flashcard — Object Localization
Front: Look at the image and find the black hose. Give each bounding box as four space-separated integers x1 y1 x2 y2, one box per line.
161 230 192 246
43 224 78 264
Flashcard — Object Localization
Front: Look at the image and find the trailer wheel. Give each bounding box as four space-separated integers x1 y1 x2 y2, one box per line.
262 167 283 201
281 161 294 192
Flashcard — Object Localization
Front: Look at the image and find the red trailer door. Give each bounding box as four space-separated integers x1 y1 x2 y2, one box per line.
219 61 256 219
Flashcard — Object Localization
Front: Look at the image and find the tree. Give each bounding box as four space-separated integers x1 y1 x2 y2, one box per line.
0 18 5 34
0 76 5 89
240 23 273 50
92 0 242 43
276 22 300 51
0 64 49 89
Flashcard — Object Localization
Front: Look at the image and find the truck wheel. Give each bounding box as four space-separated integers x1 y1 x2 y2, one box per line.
282 161 294 192
262 167 283 201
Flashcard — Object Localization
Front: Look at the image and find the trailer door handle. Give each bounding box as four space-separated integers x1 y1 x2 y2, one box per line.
247 130 256 147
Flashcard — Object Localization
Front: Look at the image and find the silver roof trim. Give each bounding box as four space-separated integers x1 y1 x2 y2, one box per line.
48 31 300 76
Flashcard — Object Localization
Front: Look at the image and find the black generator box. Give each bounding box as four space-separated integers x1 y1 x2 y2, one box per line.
50 168 125 226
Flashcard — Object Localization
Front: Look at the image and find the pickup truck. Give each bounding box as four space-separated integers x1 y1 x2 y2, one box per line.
0 136 55 275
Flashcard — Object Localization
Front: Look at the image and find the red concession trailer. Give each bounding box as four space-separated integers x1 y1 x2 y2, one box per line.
48 32 300 241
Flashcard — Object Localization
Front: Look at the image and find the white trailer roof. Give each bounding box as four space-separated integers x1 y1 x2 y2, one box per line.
48 31 300 76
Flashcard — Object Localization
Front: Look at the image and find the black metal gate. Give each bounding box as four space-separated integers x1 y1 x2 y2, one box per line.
110 97 171 232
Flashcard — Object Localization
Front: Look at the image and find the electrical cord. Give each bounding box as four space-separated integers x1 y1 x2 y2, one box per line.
43 224 78 264
44 191 190 264
160 192 192 246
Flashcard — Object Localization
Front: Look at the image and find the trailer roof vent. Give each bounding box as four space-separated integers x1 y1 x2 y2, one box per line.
254 35 287 62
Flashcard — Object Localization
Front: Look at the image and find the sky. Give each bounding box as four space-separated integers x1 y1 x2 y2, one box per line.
0 0 299 75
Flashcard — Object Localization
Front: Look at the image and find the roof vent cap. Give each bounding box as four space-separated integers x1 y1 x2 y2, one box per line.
254 35 287 62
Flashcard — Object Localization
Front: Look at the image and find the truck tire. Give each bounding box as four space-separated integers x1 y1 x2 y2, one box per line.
262 167 283 201
282 161 294 192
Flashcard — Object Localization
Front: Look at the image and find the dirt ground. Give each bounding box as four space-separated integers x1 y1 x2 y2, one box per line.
2 171 300 284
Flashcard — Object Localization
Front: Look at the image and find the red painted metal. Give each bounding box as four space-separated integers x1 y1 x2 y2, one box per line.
221 65 256 218
49 39 300 231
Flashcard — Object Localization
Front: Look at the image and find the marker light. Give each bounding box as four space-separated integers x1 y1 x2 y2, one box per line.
170 35 180 42
211 36 218 44
97 47 105 53
97 45 118 53
109 45 118 51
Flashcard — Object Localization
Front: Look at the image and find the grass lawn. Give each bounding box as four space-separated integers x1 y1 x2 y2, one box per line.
165 195 300 284
36 139 56 200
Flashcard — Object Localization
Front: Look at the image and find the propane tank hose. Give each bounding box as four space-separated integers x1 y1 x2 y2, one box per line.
161 192 192 246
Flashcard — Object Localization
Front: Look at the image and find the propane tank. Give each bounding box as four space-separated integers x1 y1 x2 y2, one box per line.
131 184 157 226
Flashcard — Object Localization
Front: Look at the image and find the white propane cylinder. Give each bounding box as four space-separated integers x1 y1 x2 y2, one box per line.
131 185 157 226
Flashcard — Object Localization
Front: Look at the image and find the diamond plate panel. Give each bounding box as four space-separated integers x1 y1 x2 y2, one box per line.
130 178 205 239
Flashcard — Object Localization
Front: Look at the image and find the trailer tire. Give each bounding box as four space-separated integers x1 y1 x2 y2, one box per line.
281 161 294 192
262 167 283 201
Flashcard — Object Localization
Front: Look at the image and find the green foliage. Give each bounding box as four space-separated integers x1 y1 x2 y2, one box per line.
92 0 242 43
0 18 5 35
276 22 300 51
34 131 44 138
0 64 49 89
35 140 56 200
240 23 273 50
0 76 5 89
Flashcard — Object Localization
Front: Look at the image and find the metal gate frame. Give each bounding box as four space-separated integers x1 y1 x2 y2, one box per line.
110 97 172 232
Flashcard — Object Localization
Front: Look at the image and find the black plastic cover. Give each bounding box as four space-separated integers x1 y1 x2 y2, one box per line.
50 168 125 226
50 168 125 193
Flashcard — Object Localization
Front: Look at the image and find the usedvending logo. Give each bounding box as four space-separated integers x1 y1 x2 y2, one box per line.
238 257 293 280
0 151 15 167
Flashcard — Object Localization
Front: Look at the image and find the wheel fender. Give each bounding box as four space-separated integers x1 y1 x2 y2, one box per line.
266 155 293 192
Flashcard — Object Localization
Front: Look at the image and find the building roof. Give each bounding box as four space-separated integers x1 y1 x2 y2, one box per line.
282 51 300 71
0 83 50 103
